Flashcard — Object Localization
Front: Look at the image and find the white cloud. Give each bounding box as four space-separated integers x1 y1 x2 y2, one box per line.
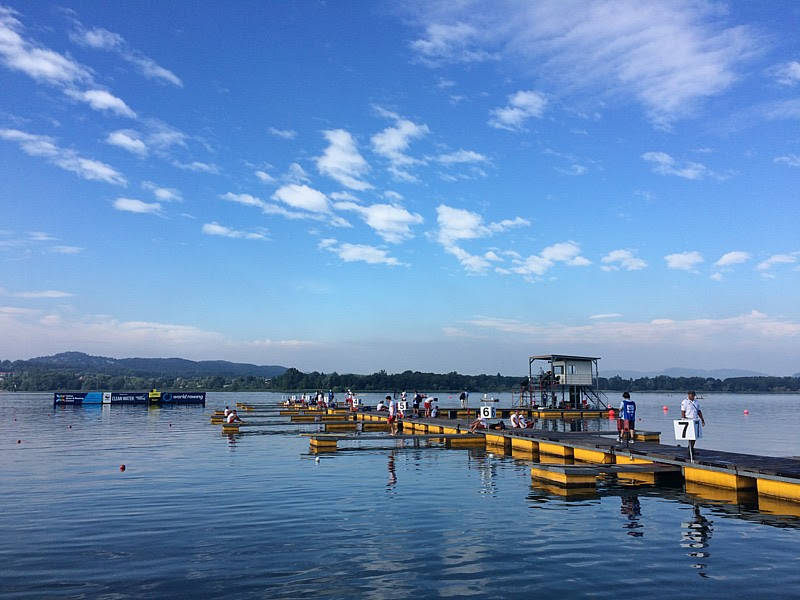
316 129 371 190
601 249 647 271
28 231 56 241
106 130 147 156
221 192 265 209
255 170 275 183
384 191 404 201
201 222 267 240
50 245 83 254
774 154 800 167
70 24 182 87
409 22 496 65
664 251 704 271
142 181 181 202
435 205 530 273
173 161 219 174
510 241 591 278
67 89 136 118
285 162 310 184
371 108 430 181
408 1 756 126
768 60 800 86
488 90 547 131
641 151 720 180
268 127 297 139
318 238 404 266
436 205 528 246
468 310 800 349
589 313 623 320
710 272 723 281
0 7 90 85
223 191 349 227
714 251 750 267
14 290 73 298
113 197 162 215
272 184 331 213
74 27 122 50
333 201 423 243
432 149 489 164
757 253 798 271
0 128 126 185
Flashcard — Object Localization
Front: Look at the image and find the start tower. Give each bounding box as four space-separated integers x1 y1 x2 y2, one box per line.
513 354 608 410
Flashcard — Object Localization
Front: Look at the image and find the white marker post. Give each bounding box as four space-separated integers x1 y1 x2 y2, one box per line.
673 419 702 462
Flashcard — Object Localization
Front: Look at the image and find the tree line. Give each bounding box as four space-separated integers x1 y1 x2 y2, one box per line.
1 366 799 393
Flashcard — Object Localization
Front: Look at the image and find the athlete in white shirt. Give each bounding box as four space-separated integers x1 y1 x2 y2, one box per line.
509 411 521 428
680 391 705 452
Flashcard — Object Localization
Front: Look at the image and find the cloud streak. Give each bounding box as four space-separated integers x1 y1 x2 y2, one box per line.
0 128 126 185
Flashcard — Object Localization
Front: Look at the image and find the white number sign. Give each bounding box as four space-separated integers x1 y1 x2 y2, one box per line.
480 405 496 419
398 401 408 411
352 398 361 407
673 419 702 441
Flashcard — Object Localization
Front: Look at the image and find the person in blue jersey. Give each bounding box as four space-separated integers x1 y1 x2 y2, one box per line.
618 392 636 444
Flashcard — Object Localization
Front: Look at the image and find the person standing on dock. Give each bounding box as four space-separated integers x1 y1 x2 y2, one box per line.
387 395 398 435
459 390 469 410
618 392 636 444
681 391 705 453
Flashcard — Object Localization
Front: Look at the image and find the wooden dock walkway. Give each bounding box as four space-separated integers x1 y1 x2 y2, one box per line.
224 403 800 504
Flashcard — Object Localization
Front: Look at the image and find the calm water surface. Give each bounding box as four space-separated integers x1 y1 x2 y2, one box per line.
1 391 799 599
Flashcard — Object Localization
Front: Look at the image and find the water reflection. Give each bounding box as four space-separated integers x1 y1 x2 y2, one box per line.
620 494 643 537
387 452 397 488
680 504 713 577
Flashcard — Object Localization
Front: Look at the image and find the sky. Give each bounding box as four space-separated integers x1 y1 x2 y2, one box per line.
1 1 799 376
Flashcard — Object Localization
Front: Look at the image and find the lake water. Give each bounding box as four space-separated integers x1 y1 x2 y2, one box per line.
2 391 799 599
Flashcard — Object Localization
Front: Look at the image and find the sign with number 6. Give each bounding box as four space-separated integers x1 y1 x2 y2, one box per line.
480 405 496 419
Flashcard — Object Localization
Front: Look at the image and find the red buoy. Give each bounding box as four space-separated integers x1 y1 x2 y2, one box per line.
743 409 749 415
119 464 126 471
662 406 668 411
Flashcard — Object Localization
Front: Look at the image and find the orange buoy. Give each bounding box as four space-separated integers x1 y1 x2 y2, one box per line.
119 464 126 471
662 406 668 411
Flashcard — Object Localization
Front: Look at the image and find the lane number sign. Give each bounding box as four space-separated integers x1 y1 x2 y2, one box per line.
480 405 496 419
673 419 702 441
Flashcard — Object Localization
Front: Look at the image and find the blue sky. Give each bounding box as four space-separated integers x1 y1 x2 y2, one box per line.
1 1 799 375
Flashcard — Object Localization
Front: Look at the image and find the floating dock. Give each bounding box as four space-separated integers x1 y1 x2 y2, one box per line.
224 402 800 505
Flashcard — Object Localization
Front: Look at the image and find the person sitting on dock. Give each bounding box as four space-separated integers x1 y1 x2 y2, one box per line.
469 416 487 432
226 410 242 424
518 414 533 428
376 398 387 411
488 420 506 430
224 406 231 417
509 411 520 428
430 399 439 418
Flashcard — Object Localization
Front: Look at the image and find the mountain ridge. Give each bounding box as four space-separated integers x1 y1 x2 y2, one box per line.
7 351 288 378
